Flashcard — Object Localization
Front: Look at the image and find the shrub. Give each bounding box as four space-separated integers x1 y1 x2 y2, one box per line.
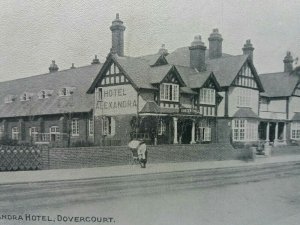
236 147 256 161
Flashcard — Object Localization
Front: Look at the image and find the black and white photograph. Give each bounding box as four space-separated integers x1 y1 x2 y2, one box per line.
0 1 300 225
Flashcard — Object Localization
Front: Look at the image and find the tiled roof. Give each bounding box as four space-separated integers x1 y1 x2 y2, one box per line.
292 112 300 121
233 107 258 118
166 46 251 87
259 72 299 97
0 64 102 118
140 101 179 114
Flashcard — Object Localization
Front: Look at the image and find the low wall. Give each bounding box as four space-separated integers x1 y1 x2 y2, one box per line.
47 143 237 169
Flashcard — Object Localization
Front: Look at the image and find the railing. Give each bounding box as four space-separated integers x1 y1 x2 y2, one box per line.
0 145 46 171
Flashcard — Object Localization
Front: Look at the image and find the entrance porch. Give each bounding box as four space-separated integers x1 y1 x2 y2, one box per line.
258 121 287 146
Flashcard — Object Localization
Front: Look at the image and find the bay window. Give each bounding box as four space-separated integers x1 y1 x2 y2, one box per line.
233 119 258 141
291 122 300 139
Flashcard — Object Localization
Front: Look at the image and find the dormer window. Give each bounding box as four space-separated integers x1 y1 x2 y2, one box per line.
38 90 53 99
160 83 179 102
20 92 32 101
59 87 75 96
4 95 16 103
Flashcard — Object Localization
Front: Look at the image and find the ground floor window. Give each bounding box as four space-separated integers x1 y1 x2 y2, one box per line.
89 118 94 136
0 125 4 138
196 120 211 142
233 119 258 141
71 118 79 136
12 127 19 140
291 122 300 139
50 126 60 142
158 118 166 135
102 117 115 136
29 127 39 142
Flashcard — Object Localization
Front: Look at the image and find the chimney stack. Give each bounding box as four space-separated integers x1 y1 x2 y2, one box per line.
110 13 126 56
158 44 168 56
208 29 223 59
91 55 100 64
283 51 294 73
189 35 207 72
70 63 76 69
242 39 254 61
49 60 59 73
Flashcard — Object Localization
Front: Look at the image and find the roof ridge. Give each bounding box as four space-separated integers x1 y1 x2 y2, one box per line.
0 64 101 84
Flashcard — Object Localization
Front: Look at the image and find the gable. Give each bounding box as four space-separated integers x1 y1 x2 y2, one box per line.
152 55 168 67
98 61 130 86
202 76 218 89
293 82 300 96
232 61 259 89
161 67 185 86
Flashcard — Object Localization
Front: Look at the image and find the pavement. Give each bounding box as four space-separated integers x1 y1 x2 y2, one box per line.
1 154 300 185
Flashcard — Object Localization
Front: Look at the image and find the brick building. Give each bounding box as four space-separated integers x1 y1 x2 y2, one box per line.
0 14 298 147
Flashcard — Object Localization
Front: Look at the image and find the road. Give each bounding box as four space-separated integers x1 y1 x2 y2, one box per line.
0 161 300 225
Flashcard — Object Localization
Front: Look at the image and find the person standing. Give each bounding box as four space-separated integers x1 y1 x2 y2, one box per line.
137 140 147 168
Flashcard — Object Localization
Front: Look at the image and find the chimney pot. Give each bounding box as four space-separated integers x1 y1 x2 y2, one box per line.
208 28 223 59
91 55 100 64
283 51 294 72
110 14 126 56
242 39 255 61
189 35 207 72
49 60 59 73
158 44 168 55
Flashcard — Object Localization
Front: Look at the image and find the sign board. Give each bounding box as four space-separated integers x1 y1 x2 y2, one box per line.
94 84 138 116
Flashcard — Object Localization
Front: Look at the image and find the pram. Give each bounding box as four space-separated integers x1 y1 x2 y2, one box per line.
128 140 142 165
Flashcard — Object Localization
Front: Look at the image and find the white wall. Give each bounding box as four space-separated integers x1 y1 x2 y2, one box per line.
289 96 300 119
228 87 259 117
217 91 225 117
259 98 287 120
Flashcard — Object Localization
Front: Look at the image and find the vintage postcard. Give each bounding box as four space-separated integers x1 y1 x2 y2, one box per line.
0 1 299 225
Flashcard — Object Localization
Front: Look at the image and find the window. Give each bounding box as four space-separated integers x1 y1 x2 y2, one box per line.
5 95 16 103
12 127 19 140
237 88 253 107
291 122 300 139
96 87 102 101
71 119 79 136
197 120 211 142
102 117 115 136
232 119 258 141
199 88 215 105
89 118 94 136
0 125 4 138
38 90 52 99
59 87 74 96
29 127 39 142
160 83 179 102
158 119 166 135
50 126 60 142
20 92 32 101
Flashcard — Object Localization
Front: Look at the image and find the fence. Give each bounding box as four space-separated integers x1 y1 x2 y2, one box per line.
0 145 47 171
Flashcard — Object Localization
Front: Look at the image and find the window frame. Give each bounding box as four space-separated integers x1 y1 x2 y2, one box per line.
160 83 179 102
71 118 79 136
12 127 19 140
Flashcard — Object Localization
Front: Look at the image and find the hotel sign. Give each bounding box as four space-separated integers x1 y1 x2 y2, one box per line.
95 84 138 116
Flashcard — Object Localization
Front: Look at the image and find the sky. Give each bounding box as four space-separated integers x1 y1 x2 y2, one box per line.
0 0 299 82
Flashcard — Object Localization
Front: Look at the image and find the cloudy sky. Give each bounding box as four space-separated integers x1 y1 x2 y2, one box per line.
0 0 299 81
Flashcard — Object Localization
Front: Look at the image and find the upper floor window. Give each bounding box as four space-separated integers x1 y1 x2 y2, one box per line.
199 88 215 105
38 90 53 99
160 83 179 102
12 127 19 140
4 95 16 104
95 87 102 101
71 119 79 136
20 92 33 101
237 88 253 107
59 87 75 96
